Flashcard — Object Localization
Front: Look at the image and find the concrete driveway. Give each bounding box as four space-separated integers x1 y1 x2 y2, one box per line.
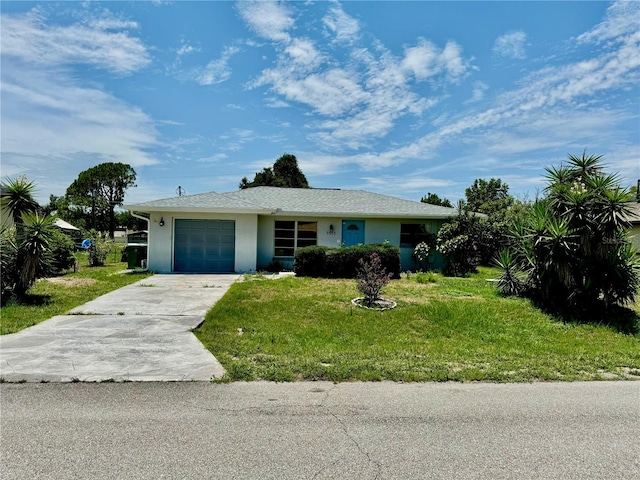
0 274 239 382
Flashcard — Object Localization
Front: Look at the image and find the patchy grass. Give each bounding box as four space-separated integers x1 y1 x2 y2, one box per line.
195 267 640 383
1 252 152 335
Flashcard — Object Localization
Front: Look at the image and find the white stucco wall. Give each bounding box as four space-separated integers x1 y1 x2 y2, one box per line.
146 211 258 273
1 205 14 230
631 225 640 252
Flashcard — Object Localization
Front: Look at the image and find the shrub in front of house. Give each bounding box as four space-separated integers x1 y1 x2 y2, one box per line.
292 246 329 277
295 244 400 279
356 252 392 306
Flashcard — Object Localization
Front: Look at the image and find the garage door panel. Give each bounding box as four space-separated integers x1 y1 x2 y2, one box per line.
174 219 235 272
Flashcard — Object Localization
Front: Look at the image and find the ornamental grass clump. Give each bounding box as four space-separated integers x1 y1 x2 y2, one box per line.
356 253 392 307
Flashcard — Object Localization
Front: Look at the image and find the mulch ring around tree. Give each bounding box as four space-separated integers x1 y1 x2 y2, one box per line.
351 297 397 311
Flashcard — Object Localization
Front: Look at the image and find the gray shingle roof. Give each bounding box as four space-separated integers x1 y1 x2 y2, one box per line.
627 202 640 224
126 186 459 219
125 190 269 212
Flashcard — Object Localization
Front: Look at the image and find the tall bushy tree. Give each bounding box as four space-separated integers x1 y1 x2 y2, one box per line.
239 154 309 189
497 153 639 315
421 192 453 208
465 178 513 216
66 162 136 238
464 178 515 264
436 201 485 276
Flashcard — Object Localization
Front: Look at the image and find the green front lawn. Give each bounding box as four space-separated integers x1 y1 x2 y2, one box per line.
195 268 640 383
1 252 152 335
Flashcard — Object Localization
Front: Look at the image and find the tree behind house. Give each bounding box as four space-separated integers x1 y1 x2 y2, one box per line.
66 162 137 239
239 154 310 189
421 192 453 208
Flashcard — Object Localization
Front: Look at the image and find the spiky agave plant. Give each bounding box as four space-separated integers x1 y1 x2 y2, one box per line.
15 212 56 296
1 176 39 231
500 152 638 315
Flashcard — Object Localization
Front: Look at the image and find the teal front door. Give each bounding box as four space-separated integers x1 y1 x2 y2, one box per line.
342 220 365 246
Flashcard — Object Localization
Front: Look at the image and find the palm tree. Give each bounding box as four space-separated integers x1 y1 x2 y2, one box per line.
1 176 39 236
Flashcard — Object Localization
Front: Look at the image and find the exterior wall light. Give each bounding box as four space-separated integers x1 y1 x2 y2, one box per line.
159 217 165 227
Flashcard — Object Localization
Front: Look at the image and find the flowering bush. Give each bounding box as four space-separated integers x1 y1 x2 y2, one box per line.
412 241 431 271
356 253 392 307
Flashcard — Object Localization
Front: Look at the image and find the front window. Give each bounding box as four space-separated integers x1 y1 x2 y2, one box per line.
275 220 317 257
400 223 433 247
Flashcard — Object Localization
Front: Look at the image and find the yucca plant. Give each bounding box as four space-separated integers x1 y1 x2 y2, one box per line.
1 176 39 235
498 152 639 315
15 212 56 296
495 249 527 297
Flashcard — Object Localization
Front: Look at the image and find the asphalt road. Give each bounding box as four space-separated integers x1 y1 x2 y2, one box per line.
1 381 639 479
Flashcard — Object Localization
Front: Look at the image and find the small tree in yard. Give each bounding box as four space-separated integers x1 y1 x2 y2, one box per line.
412 242 431 272
497 152 639 317
436 201 484 276
87 231 112 267
356 253 392 307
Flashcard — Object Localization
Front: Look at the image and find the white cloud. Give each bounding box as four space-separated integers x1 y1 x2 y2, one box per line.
196 45 241 85
0 8 161 202
265 97 290 108
285 38 323 67
235 1 294 43
468 81 489 103
296 2 639 189
177 42 198 57
197 153 229 163
323 4 360 44
243 4 468 151
254 67 367 117
576 0 640 44
401 39 469 82
400 39 440 80
493 31 527 60
361 175 455 192
1 9 150 75
1 64 159 166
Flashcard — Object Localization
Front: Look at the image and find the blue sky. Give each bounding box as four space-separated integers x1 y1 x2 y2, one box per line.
1 1 639 205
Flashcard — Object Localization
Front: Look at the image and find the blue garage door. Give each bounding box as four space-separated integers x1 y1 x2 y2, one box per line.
174 219 235 272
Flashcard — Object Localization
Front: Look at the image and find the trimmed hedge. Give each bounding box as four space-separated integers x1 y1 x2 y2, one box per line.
294 244 400 279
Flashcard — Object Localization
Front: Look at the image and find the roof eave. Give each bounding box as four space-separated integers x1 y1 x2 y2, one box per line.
124 205 274 215
271 210 458 219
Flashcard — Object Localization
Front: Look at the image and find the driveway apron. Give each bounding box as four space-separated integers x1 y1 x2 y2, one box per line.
0 274 239 382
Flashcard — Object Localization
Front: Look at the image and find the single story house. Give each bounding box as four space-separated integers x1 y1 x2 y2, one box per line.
0 185 14 230
124 186 460 274
628 201 640 252
54 218 80 231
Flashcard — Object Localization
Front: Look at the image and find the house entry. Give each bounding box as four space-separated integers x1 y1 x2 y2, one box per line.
342 220 364 246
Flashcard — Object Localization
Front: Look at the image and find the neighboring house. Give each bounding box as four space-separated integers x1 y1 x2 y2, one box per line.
124 186 460 274
54 218 80 232
0 186 14 230
628 202 640 252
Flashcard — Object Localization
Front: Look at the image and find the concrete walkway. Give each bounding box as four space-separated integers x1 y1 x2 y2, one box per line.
0 274 239 382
